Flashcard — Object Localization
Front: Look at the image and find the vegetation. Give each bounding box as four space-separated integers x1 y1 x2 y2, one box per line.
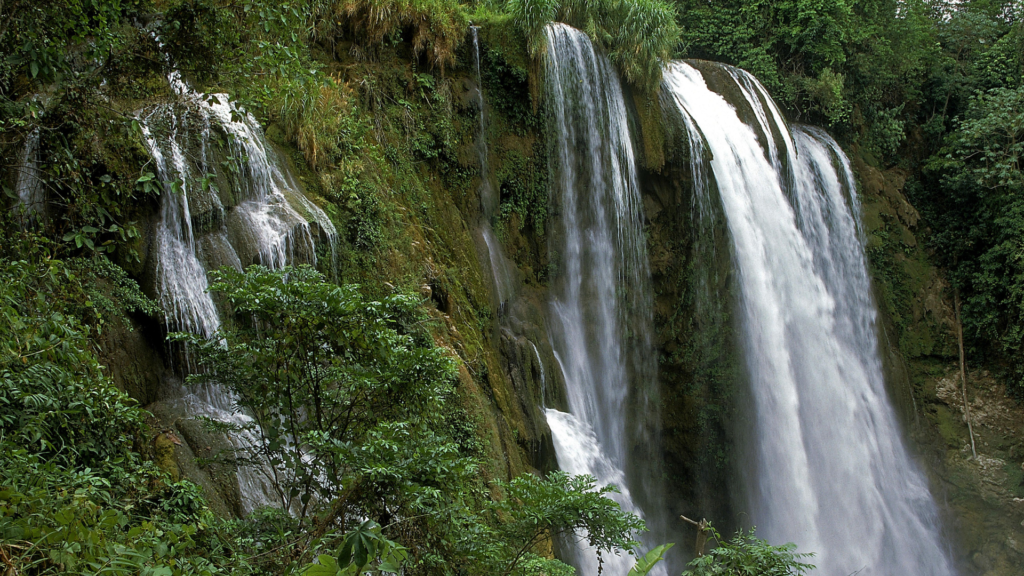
505 0 680 93
170 265 654 575
0 235 242 575
3 0 1022 573
0 2 683 574
681 526 814 576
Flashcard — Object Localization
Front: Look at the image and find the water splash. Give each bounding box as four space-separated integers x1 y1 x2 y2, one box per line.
663 61 955 576
545 409 647 572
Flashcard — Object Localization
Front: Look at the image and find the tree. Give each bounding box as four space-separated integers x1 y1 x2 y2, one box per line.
177 265 652 574
175 265 475 529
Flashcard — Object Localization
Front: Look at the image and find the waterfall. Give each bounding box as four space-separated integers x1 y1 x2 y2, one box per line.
140 77 336 339
543 23 664 575
663 61 955 576
139 73 337 513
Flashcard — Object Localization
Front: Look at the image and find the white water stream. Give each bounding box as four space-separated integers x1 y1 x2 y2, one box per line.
544 23 664 575
663 61 954 576
470 26 517 309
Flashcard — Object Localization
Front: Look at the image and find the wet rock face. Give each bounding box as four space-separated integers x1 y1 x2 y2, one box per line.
147 397 245 519
497 327 557 473
639 124 738 533
853 146 1024 573
97 314 167 407
912 365 1024 575
855 154 957 362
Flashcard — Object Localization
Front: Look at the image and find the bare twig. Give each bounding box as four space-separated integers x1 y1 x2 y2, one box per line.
680 515 711 557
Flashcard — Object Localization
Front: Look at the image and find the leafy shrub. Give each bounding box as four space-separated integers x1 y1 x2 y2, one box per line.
0 256 145 465
173 265 652 574
0 243 246 576
173 265 469 525
682 526 814 576
482 472 646 574
0 450 225 576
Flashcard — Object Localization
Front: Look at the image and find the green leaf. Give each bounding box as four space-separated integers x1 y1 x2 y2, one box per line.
300 555 339 576
629 543 674 576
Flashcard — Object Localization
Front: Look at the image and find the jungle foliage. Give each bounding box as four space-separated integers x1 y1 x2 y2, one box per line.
505 0 680 92
3 0 1022 573
0 240 652 576
0 234 243 576
166 265 651 576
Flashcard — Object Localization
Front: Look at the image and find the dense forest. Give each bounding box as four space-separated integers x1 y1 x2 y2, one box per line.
1 1 1022 575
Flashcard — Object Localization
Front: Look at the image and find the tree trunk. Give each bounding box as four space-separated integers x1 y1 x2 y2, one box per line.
954 286 977 460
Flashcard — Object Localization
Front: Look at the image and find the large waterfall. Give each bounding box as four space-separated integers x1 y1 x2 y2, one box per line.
543 23 665 575
663 61 954 576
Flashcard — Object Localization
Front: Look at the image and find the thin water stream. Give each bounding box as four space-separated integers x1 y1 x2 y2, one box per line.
470 26 517 309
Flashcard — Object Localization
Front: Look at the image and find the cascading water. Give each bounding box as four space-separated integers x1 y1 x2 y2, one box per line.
663 61 955 576
139 72 337 513
543 23 664 574
140 74 336 340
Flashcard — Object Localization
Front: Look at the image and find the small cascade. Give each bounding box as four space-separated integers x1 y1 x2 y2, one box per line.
138 115 223 340
470 26 517 309
543 23 664 575
140 73 337 336
14 129 44 220
663 61 955 576
139 72 337 513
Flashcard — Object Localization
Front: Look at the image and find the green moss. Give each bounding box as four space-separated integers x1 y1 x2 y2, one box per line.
932 403 967 450
495 148 548 237
476 13 531 79
632 89 666 170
